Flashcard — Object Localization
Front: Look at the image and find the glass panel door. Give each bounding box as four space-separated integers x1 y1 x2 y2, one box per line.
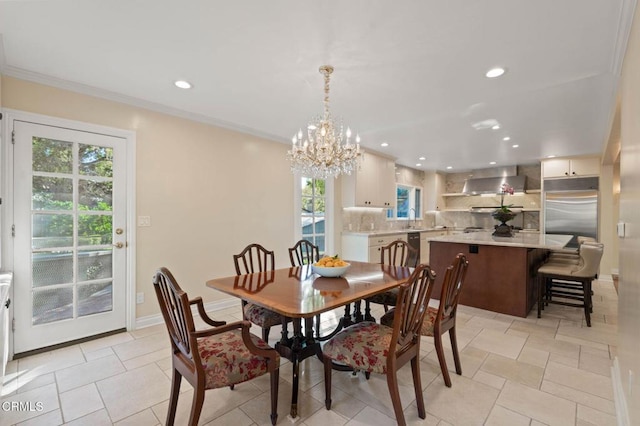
13 121 127 354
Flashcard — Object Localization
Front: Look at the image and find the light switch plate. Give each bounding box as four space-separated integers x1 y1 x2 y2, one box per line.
617 222 625 238
138 216 151 227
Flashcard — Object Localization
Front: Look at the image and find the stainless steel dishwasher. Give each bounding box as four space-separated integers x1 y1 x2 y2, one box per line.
407 232 421 266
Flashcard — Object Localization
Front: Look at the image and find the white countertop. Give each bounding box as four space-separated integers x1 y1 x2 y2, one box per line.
428 231 573 249
342 227 449 237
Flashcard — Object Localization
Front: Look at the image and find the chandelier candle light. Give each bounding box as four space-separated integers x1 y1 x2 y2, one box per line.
287 65 363 179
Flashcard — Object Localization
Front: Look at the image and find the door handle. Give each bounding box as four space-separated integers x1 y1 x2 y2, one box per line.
113 242 124 249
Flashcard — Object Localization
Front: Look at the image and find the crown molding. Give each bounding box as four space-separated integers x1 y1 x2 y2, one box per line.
611 0 638 76
0 64 287 145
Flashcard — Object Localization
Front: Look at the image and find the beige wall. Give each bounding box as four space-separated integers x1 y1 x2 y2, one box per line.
1 76 296 318
599 164 618 277
616 3 640 423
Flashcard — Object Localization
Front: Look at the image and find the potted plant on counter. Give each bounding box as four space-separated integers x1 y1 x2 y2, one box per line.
492 183 517 237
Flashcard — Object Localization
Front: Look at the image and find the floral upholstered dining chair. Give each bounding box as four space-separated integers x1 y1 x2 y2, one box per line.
322 264 437 426
153 267 280 425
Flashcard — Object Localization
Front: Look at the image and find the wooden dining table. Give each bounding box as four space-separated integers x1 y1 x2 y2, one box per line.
206 260 413 420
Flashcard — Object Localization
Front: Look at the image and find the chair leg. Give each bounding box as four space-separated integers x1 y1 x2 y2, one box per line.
584 280 592 327
449 326 462 375
386 370 407 426
537 275 545 318
166 368 182 426
262 326 270 342
270 368 279 425
434 332 452 387
188 383 205 426
411 356 426 419
323 355 333 410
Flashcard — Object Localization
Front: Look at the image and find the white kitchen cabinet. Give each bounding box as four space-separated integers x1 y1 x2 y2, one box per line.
542 157 600 178
424 171 446 211
420 230 447 264
342 153 396 208
342 233 407 263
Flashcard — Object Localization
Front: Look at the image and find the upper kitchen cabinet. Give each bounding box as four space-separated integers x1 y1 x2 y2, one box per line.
542 157 601 178
342 152 396 208
424 171 446 211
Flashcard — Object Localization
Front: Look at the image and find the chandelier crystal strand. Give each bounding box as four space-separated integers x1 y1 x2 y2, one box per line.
287 65 363 179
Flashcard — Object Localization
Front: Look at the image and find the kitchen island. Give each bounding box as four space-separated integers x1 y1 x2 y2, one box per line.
428 232 572 317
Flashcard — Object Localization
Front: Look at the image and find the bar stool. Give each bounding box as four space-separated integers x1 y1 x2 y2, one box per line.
537 243 603 326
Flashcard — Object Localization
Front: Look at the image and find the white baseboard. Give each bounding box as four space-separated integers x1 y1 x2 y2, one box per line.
134 298 240 330
612 357 630 426
599 274 613 282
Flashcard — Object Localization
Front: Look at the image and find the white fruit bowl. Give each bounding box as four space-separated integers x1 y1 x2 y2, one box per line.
312 263 351 278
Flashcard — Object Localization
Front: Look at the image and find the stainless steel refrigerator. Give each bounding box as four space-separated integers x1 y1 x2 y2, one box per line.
544 177 599 248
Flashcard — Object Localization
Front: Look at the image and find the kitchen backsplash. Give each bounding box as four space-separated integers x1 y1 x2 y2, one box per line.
435 210 539 230
342 208 538 232
342 208 432 232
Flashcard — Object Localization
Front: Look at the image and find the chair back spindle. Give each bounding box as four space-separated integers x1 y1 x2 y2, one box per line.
381 240 419 268
389 264 436 352
438 254 469 321
153 268 198 362
234 243 275 275
289 240 320 266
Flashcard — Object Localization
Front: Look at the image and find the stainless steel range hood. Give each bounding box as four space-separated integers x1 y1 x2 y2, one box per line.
462 175 526 195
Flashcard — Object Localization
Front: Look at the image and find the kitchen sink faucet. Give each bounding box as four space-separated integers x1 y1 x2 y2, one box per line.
409 208 417 229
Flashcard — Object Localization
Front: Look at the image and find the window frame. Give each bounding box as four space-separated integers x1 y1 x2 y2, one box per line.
293 175 334 256
387 183 422 221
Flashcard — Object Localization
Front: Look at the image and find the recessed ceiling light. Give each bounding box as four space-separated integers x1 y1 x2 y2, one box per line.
419 156 426 161
512 144 519 148
446 166 453 170
416 163 422 167
489 161 497 165
174 80 192 89
547 155 556 158
486 67 506 78
503 136 511 141
381 142 389 147
491 124 500 130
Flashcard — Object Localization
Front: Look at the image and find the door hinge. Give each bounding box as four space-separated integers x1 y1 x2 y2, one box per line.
12 318 15 332
12 130 16 144
11 224 15 237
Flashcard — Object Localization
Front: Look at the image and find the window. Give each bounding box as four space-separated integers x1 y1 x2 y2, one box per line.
388 184 422 220
300 177 326 255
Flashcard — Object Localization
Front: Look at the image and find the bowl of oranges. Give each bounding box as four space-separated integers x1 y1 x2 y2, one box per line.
312 255 351 278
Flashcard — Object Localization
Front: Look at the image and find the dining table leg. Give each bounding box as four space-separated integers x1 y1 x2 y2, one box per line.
342 303 354 327
289 318 303 419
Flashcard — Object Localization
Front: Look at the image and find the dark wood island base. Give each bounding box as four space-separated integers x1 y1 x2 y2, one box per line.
429 241 548 317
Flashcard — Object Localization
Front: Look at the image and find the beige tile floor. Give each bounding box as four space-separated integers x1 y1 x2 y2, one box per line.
1 279 618 425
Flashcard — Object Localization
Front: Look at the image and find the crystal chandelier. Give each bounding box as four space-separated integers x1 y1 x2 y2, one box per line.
287 65 363 179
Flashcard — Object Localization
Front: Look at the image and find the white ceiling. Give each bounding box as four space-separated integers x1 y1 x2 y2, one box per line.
0 0 635 172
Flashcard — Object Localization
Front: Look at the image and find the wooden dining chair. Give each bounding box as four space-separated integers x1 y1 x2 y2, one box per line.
322 264 437 426
288 239 323 336
233 243 287 342
153 267 280 425
363 240 419 321
381 253 469 387
288 239 320 267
